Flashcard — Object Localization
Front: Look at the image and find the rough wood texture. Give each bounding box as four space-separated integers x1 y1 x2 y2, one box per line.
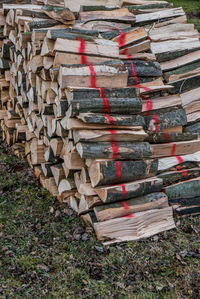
158 168 200 187
165 178 200 200
69 97 142 115
95 177 163 202
77 113 145 127
94 207 175 245
144 109 187 132
147 132 198 144
58 60 128 89
76 141 152 159
94 192 168 221
89 159 158 187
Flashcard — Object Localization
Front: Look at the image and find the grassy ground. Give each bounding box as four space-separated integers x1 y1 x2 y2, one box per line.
1 2 200 298
0 140 199 298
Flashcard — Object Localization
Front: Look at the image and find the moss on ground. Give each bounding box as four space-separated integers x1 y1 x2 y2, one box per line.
1 1 200 298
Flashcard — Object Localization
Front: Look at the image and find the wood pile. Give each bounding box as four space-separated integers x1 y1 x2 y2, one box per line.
0 0 199 244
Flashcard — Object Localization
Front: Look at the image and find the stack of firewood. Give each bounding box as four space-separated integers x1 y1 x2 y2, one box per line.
0 0 200 244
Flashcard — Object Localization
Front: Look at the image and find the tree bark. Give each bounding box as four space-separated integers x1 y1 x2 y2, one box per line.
77 141 152 159
70 97 142 115
95 177 163 202
89 159 158 187
94 192 168 221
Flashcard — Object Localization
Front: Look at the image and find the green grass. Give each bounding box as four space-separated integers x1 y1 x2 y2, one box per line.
168 0 200 30
0 141 200 298
1 1 200 298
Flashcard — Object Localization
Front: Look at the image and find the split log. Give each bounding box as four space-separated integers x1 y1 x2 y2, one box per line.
89 159 158 187
135 7 185 25
181 87 200 108
158 168 200 187
158 151 200 172
79 194 102 214
173 202 200 217
65 87 139 103
124 60 162 77
142 95 182 113
73 128 147 143
161 50 200 71
170 75 200 94
144 109 187 132
147 132 198 144
94 207 175 245
58 60 128 89
77 113 145 127
76 141 152 160
54 38 119 58
165 177 200 200
79 8 136 24
164 60 200 83
95 177 163 202
186 122 200 134
94 192 168 221
151 140 200 158
69 97 142 115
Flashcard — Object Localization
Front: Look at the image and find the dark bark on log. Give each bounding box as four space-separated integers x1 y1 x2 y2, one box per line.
100 26 133 40
77 141 152 160
146 132 198 143
128 76 160 86
42 5 75 24
170 75 200 94
17 9 50 19
95 177 163 202
156 47 200 63
2 43 12 60
164 60 200 81
124 60 162 77
186 122 200 134
48 28 99 38
66 87 139 101
89 159 158 187
94 192 168 221
47 30 95 41
158 168 200 186
0 58 10 69
125 3 173 10
144 109 187 131
70 97 142 115
169 196 200 206
77 113 145 127
175 206 200 216
28 19 61 31
165 178 200 200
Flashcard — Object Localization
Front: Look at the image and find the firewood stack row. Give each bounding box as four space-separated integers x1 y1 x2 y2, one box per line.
0 0 199 244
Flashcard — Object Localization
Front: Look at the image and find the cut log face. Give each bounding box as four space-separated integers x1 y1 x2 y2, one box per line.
89 159 158 187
